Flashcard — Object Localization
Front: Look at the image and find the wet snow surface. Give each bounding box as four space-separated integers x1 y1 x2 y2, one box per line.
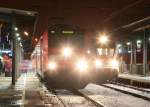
55 89 97 107
80 84 150 107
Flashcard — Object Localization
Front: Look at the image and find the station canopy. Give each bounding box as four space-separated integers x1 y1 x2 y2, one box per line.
0 7 37 59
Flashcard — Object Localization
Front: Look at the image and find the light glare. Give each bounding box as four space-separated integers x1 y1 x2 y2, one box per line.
87 50 91 54
95 60 102 68
76 59 88 71
62 47 72 57
48 61 57 70
110 59 119 68
99 36 108 44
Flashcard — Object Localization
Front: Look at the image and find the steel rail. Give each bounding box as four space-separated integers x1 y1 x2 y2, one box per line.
107 81 150 93
72 90 105 107
101 84 150 101
51 89 67 107
51 88 105 107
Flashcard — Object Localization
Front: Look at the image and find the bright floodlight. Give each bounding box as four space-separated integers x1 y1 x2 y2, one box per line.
99 35 108 44
62 47 72 57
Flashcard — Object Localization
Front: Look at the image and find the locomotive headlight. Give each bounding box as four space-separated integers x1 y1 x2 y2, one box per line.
109 59 119 68
76 59 88 72
95 60 102 68
62 47 72 57
48 61 57 70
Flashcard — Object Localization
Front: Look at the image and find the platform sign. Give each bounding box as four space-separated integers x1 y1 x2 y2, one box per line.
136 40 142 52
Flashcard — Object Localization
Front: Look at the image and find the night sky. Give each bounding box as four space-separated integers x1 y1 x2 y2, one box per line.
0 0 149 36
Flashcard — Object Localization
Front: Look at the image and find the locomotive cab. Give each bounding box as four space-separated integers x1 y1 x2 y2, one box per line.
92 35 119 83
44 24 91 89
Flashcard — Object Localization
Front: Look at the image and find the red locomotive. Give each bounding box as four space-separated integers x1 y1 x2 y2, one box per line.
31 23 118 89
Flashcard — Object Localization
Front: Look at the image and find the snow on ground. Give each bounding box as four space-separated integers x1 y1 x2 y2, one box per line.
80 83 150 107
119 74 150 83
56 89 97 107
140 87 150 92
0 77 11 90
104 84 150 98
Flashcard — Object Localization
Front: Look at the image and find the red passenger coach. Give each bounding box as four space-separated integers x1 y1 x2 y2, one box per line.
31 24 118 89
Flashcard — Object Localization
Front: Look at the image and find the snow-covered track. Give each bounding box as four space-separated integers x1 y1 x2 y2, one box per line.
108 80 150 93
73 90 105 107
101 83 150 101
51 89 106 107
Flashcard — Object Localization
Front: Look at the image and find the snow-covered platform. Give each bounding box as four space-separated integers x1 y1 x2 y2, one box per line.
118 74 150 86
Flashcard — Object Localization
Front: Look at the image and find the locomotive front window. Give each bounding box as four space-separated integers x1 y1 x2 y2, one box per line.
48 30 84 48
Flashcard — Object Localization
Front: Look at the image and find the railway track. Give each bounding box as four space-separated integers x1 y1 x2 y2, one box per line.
51 89 105 107
52 89 70 107
72 90 105 107
41 84 150 107
102 82 150 101
108 80 150 93
43 82 150 107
